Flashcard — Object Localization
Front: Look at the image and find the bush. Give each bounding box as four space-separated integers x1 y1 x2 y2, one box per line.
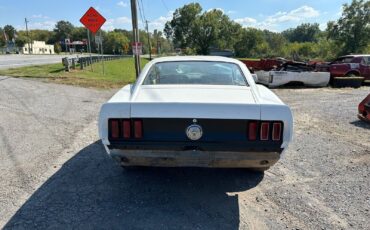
183 47 196 55
54 43 62 54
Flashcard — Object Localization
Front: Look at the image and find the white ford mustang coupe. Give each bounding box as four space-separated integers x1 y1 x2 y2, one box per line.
99 56 293 171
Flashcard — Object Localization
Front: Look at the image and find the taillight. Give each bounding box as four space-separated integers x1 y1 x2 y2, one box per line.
110 119 120 139
248 121 258 141
272 122 282 141
260 122 269 140
109 119 143 140
247 120 283 142
123 120 131 139
134 120 143 139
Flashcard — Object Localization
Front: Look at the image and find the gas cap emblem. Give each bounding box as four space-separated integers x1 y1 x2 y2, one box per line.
186 124 203 141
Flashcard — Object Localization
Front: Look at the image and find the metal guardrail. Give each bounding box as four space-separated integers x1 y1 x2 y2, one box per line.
62 55 129 71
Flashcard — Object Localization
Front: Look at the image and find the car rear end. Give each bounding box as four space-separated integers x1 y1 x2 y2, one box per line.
99 86 293 169
98 57 293 170
104 116 287 168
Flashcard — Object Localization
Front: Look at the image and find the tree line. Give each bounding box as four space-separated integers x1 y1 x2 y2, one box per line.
164 0 369 60
0 0 368 60
0 21 173 55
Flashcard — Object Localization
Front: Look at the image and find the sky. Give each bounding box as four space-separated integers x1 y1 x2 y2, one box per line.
0 0 351 33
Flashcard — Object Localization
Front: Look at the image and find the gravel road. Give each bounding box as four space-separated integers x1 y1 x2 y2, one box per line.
0 77 369 229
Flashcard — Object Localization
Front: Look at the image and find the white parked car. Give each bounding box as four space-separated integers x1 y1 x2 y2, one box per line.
99 56 293 171
256 70 330 87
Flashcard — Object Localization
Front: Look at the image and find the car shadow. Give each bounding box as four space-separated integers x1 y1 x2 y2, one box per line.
4 140 264 230
350 120 370 129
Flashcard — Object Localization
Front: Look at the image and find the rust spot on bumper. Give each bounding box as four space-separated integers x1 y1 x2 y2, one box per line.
109 149 281 168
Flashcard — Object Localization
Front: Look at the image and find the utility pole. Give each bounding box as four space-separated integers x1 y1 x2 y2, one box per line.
157 39 161 56
99 30 105 75
130 0 141 78
145 20 152 60
86 29 93 71
24 18 31 54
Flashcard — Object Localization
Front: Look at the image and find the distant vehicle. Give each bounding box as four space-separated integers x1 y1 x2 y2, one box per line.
239 58 284 72
256 62 330 88
358 94 370 123
329 55 370 80
98 56 293 171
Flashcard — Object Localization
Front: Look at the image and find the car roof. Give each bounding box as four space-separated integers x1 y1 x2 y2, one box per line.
150 56 242 64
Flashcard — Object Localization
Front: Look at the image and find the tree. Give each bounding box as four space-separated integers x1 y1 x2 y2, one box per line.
71 27 86 41
14 31 28 47
234 28 265 57
164 3 202 48
54 42 62 54
165 5 241 54
3 25 16 41
282 23 321 43
29 29 54 43
0 27 5 47
192 9 224 54
103 31 129 54
314 37 338 60
263 30 288 57
216 17 243 50
113 29 132 41
53 20 74 42
327 0 370 54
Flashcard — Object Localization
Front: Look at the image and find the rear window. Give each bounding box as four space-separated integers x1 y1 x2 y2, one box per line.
142 61 248 86
361 57 370 65
333 57 354 64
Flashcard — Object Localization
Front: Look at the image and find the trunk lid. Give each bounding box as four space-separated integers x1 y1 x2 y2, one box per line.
130 85 260 119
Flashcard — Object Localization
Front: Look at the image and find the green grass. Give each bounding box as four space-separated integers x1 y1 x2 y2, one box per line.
0 58 149 89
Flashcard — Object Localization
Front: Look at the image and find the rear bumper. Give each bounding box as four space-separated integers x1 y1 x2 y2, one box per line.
108 149 281 168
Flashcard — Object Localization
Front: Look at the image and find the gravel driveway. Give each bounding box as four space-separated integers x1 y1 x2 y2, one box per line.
0 77 369 229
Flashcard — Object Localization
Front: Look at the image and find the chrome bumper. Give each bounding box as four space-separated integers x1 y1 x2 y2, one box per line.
108 149 281 168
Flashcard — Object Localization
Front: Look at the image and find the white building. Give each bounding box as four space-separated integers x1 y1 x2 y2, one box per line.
21 41 54 54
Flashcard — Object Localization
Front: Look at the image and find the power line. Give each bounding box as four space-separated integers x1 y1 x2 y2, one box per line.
140 0 147 21
161 0 169 11
137 0 145 26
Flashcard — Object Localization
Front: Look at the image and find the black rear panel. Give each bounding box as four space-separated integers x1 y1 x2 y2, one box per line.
143 118 247 142
108 118 284 152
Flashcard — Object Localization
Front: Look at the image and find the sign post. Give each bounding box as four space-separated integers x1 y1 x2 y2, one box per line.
131 42 142 56
86 30 93 71
99 30 105 74
80 7 106 73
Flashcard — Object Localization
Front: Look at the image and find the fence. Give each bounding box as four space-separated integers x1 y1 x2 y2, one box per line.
62 55 130 71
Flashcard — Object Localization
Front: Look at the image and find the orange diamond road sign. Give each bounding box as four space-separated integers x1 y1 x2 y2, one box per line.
80 7 106 34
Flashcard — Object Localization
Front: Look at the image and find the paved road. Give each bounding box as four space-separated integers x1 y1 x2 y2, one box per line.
0 54 89 69
0 77 369 229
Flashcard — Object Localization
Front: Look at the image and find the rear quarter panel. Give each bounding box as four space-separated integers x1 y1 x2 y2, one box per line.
99 84 132 145
253 84 293 150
